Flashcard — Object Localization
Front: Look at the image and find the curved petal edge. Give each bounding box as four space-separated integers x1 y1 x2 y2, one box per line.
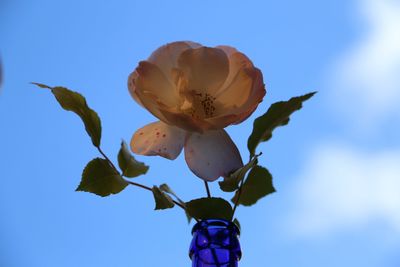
131 121 186 160
184 129 243 181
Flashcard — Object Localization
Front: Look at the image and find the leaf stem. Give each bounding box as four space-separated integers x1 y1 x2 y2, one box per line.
204 181 211 198
126 180 152 191
231 152 262 220
231 178 244 220
97 146 193 219
97 146 118 171
125 181 187 212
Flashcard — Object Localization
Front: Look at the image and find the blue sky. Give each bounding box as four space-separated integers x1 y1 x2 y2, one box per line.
1 0 400 266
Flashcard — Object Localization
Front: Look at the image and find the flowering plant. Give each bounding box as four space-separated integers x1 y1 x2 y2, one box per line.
33 41 315 225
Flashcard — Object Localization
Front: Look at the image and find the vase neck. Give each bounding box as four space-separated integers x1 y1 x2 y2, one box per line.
189 219 241 267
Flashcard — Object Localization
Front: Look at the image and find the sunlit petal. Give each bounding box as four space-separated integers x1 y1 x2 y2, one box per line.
148 41 201 82
216 67 265 117
231 67 266 119
215 45 238 57
177 47 229 94
128 70 170 123
218 52 254 95
158 107 213 133
205 113 241 129
130 61 178 107
128 71 144 107
215 67 253 109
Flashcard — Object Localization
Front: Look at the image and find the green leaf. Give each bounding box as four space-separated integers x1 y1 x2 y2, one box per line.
233 218 241 233
159 183 183 203
118 141 149 177
159 183 192 222
186 197 233 221
184 211 193 223
247 92 316 157
219 155 259 192
159 183 174 194
232 166 275 206
31 82 52 89
76 158 128 197
151 186 175 210
32 83 102 147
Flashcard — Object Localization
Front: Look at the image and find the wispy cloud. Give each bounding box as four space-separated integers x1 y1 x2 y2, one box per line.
288 0 400 237
288 143 400 236
331 0 400 127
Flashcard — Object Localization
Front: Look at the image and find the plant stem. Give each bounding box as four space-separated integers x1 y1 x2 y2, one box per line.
231 152 262 220
97 146 118 171
125 181 187 212
125 180 152 191
97 145 197 221
204 181 211 198
231 178 244 220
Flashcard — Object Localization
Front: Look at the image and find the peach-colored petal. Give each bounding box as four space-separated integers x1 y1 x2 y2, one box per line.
131 121 186 160
184 129 243 181
128 68 171 123
230 67 266 118
184 41 202 48
133 61 178 107
170 67 189 102
205 113 241 129
217 52 254 96
128 42 266 136
128 71 144 107
215 45 238 57
231 104 258 125
177 47 229 94
215 67 254 109
133 89 175 123
205 68 265 128
217 67 265 111
209 103 258 129
158 107 213 133
148 41 201 82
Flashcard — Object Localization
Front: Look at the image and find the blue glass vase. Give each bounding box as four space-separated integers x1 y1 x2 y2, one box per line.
189 219 241 267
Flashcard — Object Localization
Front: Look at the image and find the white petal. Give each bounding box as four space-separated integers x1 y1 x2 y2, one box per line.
184 130 243 181
131 121 186 160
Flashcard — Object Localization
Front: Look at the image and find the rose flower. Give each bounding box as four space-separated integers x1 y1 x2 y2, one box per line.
128 41 265 181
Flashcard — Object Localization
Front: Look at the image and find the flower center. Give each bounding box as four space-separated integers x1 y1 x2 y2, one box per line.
180 91 216 119
198 92 216 118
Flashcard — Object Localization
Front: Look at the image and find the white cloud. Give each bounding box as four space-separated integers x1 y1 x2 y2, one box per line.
289 0 400 237
289 143 400 236
331 0 400 126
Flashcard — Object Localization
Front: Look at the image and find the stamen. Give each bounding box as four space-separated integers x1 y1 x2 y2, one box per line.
200 92 216 118
180 91 216 119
